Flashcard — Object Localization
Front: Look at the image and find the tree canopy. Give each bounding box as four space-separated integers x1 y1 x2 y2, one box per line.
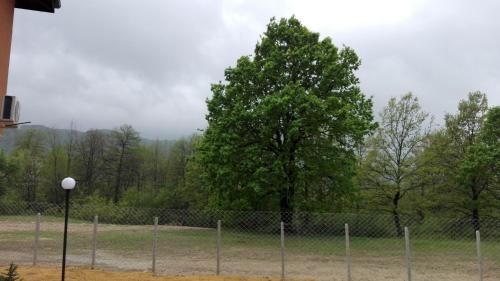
199 17 376 226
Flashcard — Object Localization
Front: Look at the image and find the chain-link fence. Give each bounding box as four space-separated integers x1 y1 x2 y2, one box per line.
1 202 499 281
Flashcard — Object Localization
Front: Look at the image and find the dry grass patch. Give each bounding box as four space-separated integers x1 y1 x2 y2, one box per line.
1 266 311 281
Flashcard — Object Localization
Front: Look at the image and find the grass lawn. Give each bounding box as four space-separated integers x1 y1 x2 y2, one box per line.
0 215 88 223
1 215 499 260
2 215 500 281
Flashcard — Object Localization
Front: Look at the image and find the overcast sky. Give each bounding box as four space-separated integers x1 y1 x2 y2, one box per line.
7 0 500 139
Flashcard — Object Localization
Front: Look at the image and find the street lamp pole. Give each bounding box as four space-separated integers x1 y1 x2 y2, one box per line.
61 177 76 281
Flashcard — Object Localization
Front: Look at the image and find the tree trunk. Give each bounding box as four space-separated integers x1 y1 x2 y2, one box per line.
113 166 122 203
113 147 125 203
280 141 298 234
392 192 403 236
472 208 480 232
280 186 295 234
301 185 311 234
392 209 403 237
471 186 480 231
113 174 121 203
416 209 425 223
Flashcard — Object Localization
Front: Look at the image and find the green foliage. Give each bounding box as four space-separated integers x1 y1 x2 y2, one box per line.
481 106 500 145
1 124 159 206
40 132 69 204
120 188 182 209
415 92 499 230
357 93 431 235
9 129 46 202
161 136 203 209
199 17 375 216
183 146 209 209
0 150 16 200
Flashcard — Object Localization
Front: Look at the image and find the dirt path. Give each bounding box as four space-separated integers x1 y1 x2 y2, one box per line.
2 253 496 281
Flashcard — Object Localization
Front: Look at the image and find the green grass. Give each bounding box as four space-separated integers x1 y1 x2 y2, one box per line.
0 231 39 240
91 228 500 259
0 215 88 224
96 228 216 252
0 230 89 243
1 216 499 260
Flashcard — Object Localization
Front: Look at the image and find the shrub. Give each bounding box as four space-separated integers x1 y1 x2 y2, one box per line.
0 263 22 281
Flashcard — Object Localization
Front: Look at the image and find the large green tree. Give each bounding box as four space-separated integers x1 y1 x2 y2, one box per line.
199 17 375 228
444 92 489 230
455 104 500 229
422 92 498 230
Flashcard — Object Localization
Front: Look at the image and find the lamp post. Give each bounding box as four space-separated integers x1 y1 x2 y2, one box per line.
61 177 75 281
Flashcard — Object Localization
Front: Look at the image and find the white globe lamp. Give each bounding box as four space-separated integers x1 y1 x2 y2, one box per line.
61 177 76 190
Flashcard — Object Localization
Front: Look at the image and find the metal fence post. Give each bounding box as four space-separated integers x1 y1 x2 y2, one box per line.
91 215 98 269
405 226 412 281
33 213 40 266
281 221 285 281
476 230 483 281
152 216 158 274
216 220 221 275
345 223 351 281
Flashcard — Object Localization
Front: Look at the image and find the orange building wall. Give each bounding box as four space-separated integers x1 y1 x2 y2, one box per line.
0 0 15 134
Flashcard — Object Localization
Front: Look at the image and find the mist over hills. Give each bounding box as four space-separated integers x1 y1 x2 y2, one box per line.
0 125 176 154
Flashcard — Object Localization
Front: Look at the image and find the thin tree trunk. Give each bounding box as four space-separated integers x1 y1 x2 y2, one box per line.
471 186 480 231
393 209 403 237
113 168 122 203
280 184 295 234
280 143 297 234
472 207 480 231
113 147 125 203
392 192 403 236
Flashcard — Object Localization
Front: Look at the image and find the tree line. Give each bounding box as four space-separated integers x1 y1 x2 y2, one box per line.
0 17 498 234
0 91 496 232
0 125 204 210
356 92 498 234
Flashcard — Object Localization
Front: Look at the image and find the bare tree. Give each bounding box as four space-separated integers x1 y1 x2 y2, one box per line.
14 129 46 202
149 140 167 189
65 121 78 175
106 125 141 203
45 128 66 203
76 129 106 195
360 93 431 236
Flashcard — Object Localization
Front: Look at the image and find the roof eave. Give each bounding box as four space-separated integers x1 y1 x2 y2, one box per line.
15 0 61 13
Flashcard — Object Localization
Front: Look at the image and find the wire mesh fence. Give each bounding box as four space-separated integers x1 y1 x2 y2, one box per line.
1 202 499 281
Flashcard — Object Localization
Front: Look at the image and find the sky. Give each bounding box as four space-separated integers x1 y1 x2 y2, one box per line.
7 0 500 139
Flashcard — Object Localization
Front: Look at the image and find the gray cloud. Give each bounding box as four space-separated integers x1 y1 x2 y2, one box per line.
7 0 500 138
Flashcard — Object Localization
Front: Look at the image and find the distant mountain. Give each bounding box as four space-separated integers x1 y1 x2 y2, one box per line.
0 125 176 154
